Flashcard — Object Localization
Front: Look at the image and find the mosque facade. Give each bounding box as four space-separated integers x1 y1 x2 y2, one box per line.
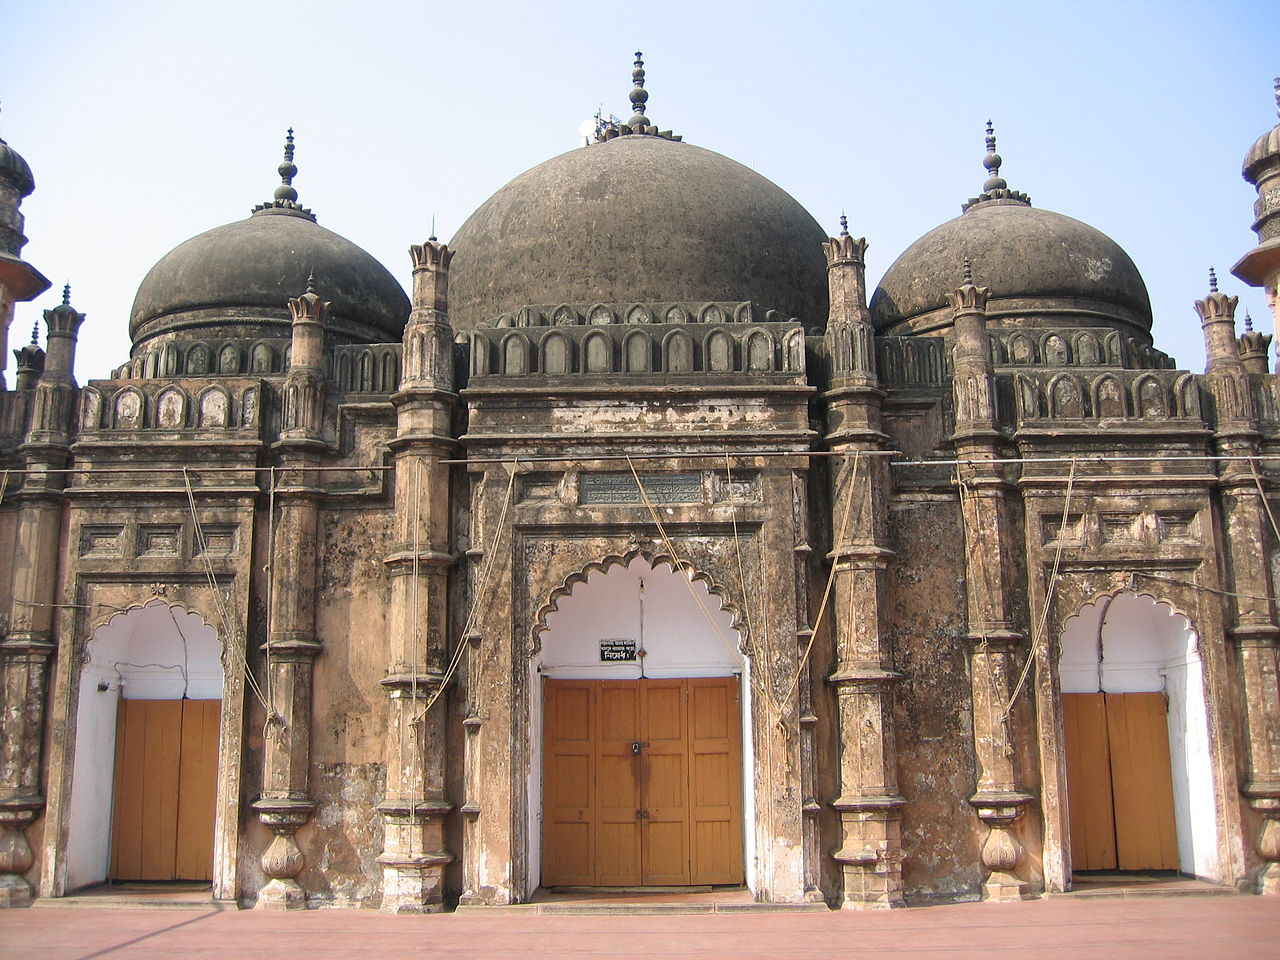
2 60 1280 911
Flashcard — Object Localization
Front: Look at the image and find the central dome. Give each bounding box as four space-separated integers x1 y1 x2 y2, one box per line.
447 135 829 330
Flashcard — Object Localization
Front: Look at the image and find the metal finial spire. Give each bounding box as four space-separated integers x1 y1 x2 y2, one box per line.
306 272 317 297
839 213 848 237
62 282 71 306
982 120 1007 193
1209 267 1219 293
628 51 649 128
275 128 298 203
1274 77 1280 121
1244 310 1255 332
430 214 437 243
963 256 973 284
30 319 38 345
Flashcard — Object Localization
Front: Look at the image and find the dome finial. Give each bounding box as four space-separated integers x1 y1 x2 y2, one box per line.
306 271 317 297
628 51 650 129
982 120 1007 193
839 212 848 237
30 318 38 346
274 128 299 204
1209 266 1219 292
1274 76 1280 121
963 256 973 285
253 129 314 219
963 120 1030 212
1244 310 1254 332
62 282 71 307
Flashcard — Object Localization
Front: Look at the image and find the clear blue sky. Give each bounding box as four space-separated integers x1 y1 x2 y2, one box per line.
2 0 1275 381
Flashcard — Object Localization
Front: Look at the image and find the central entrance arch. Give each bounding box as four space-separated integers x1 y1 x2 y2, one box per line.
531 556 749 890
66 601 223 891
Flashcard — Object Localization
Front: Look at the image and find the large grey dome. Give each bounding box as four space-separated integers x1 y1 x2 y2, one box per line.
448 135 829 330
130 207 409 349
870 199 1152 338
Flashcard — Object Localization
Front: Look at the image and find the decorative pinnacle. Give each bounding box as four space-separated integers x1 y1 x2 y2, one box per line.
306 272 317 297
628 51 649 127
1209 267 1219 293
275 128 298 203
839 213 848 237
1274 77 1280 121
62 282 71 306
982 120 1007 193
30 319 38 345
1244 311 1254 333
963 256 973 284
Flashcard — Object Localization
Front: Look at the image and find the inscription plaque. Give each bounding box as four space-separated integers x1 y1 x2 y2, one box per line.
580 472 701 504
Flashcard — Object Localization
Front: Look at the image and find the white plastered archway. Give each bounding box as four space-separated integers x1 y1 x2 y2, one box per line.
527 556 753 895
1059 591 1219 879
66 601 222 892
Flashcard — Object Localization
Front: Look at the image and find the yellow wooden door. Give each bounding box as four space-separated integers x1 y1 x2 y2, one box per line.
543 677 742 887
1063 691 1179 873
640 680 690 885
688 677 743 884
110 698 220 882
595 682 643 885
1107 692 1179 870
1064 693 1117 870
542 681 595 885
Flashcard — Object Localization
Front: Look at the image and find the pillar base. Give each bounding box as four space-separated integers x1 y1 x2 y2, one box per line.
256 877 307 910
981 871 1033 902
378 854 450 914
0 875 33 908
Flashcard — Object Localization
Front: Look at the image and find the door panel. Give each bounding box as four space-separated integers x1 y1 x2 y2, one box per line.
641 680 689 885
1063 693 1117 870
543 682 595 885
594 682 642 886
688 678 742 884
1064 690 1179 873
1107 692 1179 870
110 698 219 882
175 700 220 881
542 676 742 887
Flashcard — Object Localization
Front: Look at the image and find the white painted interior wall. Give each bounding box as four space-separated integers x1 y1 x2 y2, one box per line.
528 557 753 894
65 602 221 892
1058 592 1218 879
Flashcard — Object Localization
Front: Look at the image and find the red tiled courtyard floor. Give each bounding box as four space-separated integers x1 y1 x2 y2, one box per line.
2 896 1278 960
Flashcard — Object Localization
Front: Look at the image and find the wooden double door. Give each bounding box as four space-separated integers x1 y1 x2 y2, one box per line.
1063 692 1179 871
109 698 220 882
543 677 743 887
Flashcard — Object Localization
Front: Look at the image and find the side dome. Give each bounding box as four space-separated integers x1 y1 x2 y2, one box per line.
870 127 1152 339
448 134 829 330
130 135 408 350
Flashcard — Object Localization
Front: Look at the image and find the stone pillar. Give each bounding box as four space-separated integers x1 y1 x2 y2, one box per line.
251 281 329 909
0 120 51 389
1232 79 1280 341
1196 277 1280 894
378 238 456 913
821 225 905 908
950 265 1033 901
0 294 80 906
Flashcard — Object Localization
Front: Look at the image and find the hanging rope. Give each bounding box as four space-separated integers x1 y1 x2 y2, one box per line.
1001 457 1077 721
181 466 273 719
418 457 520 717
777 451 861 714
624 456 781 718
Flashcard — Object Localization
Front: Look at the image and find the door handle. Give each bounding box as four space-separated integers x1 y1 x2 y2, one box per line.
630 741 648 754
